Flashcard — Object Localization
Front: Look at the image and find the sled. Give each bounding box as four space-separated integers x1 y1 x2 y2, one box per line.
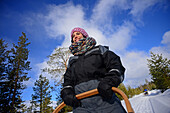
144 91 148 96
53 87 135 113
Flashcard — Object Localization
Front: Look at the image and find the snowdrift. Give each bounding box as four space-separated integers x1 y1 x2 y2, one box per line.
122 89 170 113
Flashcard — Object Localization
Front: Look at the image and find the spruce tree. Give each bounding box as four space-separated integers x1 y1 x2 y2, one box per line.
0 32 31 112
27 98 37 113
32 74 53 113
147 52 170 92
0 39 11 111
127 86 134 98
9 32 31 111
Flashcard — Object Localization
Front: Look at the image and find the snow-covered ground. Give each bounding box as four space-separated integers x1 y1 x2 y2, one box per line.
121 89 170 113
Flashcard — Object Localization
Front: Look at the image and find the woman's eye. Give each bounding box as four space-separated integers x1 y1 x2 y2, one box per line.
76 33 80 35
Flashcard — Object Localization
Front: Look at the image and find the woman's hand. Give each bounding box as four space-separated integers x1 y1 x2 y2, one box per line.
61 88 81 107
97 72 121 99
97 80 113 99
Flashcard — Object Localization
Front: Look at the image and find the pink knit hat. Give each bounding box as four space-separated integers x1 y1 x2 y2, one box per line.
71 27 89 42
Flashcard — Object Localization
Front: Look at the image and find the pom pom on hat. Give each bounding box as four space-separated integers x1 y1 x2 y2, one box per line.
71 27 89 42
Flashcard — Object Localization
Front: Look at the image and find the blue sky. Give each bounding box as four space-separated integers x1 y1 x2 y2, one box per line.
0 0 170 102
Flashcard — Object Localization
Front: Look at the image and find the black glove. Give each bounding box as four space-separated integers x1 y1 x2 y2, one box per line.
97 79 113 100
61 87 81 107
97 72 121 99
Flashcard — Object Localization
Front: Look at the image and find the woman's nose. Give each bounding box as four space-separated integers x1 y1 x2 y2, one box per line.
74 35 78 39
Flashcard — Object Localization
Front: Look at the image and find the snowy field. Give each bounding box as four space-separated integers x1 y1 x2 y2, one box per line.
122 89 170 113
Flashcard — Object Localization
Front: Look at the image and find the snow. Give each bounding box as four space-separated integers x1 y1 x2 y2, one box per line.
121 89 170 113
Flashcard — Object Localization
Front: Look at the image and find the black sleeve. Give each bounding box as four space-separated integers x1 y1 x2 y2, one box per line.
61 67 81 107
63 66 73 87
102 50 125 87
63 56 78 87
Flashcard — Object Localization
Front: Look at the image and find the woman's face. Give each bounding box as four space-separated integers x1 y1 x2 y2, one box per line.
72 32 84 43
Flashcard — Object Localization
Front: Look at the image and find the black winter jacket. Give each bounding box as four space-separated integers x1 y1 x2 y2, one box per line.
63 45 125 88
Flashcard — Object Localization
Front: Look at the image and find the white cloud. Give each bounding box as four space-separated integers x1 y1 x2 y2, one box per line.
23 78 35 87
122 51 149 79
43 3 86 37
91 0 129 25
107 22 135 52
150 31 170 59
130 0 161 20
91 0 116 26
36 60 54 80
150 46 170 59
121 51 151 87
161 31 170 45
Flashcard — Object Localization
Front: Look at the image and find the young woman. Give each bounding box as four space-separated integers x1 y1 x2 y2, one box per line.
61 27 126 113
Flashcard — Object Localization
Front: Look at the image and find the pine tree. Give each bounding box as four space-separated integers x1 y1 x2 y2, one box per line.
145 79 149 89
9 32 31 111
17 95 27 112
0 39 11 111
32 74 53 113
0 32 31 112
133 88 142 95
127 85 134 98
27 98 37 113
147 52 170 92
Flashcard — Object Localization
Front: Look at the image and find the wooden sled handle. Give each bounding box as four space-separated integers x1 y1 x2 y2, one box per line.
53 87 134 113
